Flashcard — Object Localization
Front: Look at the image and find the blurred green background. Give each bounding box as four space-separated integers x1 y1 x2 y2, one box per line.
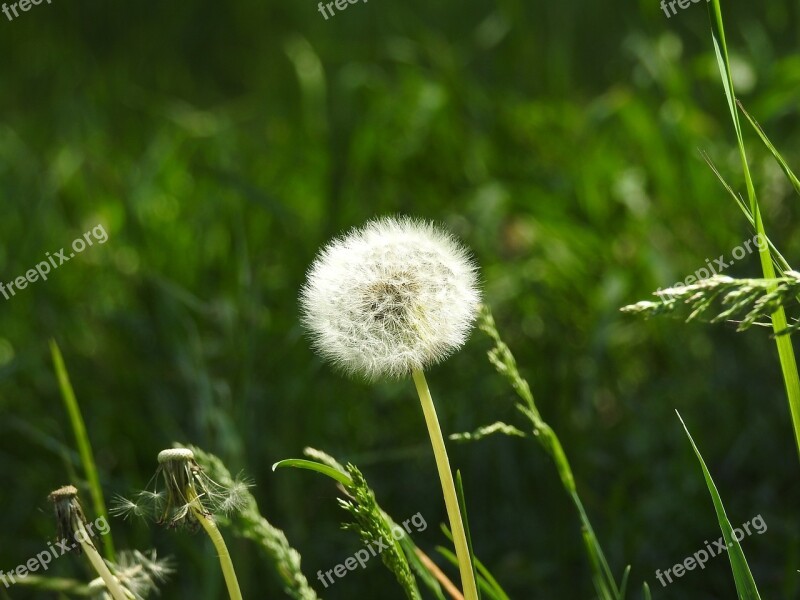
1 0 800 597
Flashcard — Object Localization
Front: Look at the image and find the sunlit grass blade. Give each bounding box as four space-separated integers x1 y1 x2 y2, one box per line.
49 340 115 561
708 0 800 462
677 412 761 599
618 565 631 599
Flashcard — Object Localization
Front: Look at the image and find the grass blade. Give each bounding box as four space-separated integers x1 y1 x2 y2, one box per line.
49 340 114 561
271 458 352 486
737 100 800 197
677 412 761 599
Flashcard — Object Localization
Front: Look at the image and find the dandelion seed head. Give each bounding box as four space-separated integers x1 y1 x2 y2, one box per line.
300 216 481 380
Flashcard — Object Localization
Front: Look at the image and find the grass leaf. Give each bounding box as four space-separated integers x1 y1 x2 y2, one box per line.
272 458 353 486
736 100 800 197
677 412 761 599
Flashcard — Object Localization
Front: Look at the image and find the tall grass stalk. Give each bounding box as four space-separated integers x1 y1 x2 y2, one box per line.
473 307 624 599
708 0 800 460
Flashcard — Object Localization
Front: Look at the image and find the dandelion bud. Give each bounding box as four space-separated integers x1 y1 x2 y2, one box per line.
300 216 481 381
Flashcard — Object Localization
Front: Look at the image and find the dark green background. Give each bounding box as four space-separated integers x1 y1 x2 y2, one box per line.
1 0 799 597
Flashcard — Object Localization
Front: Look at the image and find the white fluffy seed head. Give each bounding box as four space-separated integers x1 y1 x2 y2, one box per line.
299 216 481 381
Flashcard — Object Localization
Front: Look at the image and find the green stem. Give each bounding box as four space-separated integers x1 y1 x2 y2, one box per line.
72 517 129 600
189 503 244 600
412 369 478 600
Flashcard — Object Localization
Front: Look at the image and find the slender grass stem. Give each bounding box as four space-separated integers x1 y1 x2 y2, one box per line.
71 517 129 600
411 369 478 600
187 497 243 600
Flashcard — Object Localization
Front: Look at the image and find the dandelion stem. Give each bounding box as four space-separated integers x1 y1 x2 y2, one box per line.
71 517 130 600
412 368 478 600
187 495 244 600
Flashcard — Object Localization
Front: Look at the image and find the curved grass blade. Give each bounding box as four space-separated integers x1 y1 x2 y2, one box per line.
271 458 352 486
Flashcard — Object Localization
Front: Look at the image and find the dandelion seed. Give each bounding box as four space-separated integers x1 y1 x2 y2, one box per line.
110 495 147 521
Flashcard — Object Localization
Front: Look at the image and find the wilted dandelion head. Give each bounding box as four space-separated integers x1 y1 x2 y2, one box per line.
300 216 481 381
48 485 91 554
